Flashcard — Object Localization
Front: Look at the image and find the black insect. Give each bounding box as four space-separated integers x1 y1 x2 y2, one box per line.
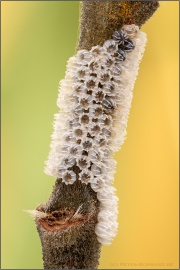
112 28 136 54
119 38 135 52
112 29 127 44
116 49 126 62
102 98 115 114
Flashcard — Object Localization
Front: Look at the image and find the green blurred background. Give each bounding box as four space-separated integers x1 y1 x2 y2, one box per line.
2 1 179 269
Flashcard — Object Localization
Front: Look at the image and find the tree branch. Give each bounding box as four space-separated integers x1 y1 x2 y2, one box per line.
35 180 101 269
32 1 159 269
77 1 159 50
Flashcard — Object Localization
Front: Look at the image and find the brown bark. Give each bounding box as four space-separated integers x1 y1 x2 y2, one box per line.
35 180 101 269
34 1 159 269
77 1 159 51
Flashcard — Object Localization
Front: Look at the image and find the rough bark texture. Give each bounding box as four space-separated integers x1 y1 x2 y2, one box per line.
77 1 159 51
35 180 101 269
35 1 159 269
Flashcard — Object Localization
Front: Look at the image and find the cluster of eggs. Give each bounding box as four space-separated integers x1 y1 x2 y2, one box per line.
45 24 147 245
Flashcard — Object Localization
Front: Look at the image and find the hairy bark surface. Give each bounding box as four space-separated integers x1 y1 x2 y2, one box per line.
34 1 159 269
77 1 159 50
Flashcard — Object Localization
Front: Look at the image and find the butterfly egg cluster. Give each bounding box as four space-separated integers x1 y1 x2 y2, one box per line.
45 24 147 245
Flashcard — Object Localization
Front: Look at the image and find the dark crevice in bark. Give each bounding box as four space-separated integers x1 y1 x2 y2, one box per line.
35 180 101 269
